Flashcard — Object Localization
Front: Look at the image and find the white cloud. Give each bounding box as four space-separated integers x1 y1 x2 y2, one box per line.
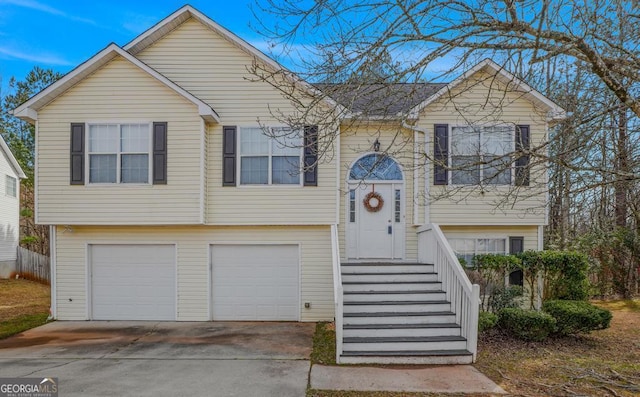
0 0 97 25
0 46 73 65
121 12 160 34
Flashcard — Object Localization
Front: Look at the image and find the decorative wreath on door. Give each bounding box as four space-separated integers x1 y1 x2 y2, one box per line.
363 191 384 212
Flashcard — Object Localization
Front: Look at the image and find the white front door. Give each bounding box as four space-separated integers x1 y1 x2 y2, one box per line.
348 183 405 259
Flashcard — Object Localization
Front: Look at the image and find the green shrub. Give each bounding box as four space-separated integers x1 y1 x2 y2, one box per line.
478 311 498 332
498 308 556 341
542 300 612 335
488 285 523 312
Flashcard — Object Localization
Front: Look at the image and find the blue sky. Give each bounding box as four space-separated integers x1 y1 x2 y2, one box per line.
0 0 272 92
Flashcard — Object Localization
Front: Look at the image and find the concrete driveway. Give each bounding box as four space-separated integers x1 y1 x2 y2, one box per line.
0 321 314 396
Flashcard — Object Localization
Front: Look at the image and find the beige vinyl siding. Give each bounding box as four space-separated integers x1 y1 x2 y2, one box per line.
0 154 20 262
207 124 337 224
136 18 298 122
54 225 333 321
339 123 420 261
440 225 540 251
36 56 204 225
136 17 338 225
419 70 548 226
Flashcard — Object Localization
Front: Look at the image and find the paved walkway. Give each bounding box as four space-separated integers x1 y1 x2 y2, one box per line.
311 364 506 394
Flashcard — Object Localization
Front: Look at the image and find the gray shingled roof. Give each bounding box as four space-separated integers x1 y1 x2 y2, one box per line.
316 83 447 116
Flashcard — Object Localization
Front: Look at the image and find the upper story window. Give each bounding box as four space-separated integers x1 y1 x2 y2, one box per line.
5 175 17 197
450 125 513 185
88 124 150 184
239 127 302 185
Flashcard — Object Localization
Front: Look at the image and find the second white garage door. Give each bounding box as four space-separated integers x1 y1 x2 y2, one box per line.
90 244 176 321
211 244 299 321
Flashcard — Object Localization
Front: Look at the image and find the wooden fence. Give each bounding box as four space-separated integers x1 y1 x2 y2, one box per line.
16 247 50 284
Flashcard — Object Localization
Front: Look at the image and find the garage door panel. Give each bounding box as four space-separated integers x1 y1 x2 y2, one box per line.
90 244 176 321
211 245 299 321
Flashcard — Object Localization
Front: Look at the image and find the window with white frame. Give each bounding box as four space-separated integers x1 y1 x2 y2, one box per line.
5 175 17 197
448 238 507 267
450 125 513 185
88 124 150 184
239 127 302 185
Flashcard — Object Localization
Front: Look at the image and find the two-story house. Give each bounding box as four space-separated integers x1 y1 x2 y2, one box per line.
14 5 564 364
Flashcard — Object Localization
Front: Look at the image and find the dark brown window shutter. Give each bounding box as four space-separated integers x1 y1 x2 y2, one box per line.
153 122 168 185
515 125 530 186
222 126 237 186
70 123 85 185
434 124 448 185
303 125 318 186
509 236 525 286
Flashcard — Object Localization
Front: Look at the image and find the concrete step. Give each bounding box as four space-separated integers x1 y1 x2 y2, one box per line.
343 311 456 325
343 290 446 302
343 323 461 338
341 263 434 274
342 335 467 352
339 350 473 365
343 300 451 313
341 272 439 283
343 281 443 292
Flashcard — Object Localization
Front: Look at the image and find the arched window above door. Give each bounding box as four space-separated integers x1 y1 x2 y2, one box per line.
349 154 403 181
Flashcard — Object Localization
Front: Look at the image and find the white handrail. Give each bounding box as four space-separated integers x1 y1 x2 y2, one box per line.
330 224 344 363
417 223 480 362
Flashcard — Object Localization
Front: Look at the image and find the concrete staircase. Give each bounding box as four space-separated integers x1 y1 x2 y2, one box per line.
339 262 474 364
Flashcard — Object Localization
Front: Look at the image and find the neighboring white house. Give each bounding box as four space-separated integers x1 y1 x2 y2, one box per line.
0 134 26 277
13 5 564 364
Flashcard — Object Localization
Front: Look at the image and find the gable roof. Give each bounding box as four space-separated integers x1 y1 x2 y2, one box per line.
0 134 27 179
12 43 220 124
407 59 566 121
317 83 446 117
124 5 345 114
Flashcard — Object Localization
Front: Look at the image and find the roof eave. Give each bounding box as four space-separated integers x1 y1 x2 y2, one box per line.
0 135 27 179
12 43 220 124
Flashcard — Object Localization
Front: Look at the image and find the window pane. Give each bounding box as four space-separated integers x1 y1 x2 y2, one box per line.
5 175 17 197
241 156 268 184
272 128 302 156
484 155 511 185
349 189 356 222
482 126 512 155
241 128 269 155
451 126 479 155
89 154 117 183
272 156 300 184
349 154 403 180
394 189 401 222
89 124 118 152
121 154 149 183
451 156 480 185
121 124 149 152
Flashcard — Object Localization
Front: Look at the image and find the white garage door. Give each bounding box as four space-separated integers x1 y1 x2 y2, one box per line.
211 245 299 321
90 244 176 320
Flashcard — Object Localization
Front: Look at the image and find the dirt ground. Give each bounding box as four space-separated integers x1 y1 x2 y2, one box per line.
0 278 50 321
476 300 640 396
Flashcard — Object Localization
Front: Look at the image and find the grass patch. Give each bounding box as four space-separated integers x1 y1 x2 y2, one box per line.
0 278 50 339
311 322 336 365
0 313 49 339
476 299 640 396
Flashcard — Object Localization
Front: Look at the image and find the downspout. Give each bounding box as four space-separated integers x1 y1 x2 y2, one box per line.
402 122 430 225
49 225 57 320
